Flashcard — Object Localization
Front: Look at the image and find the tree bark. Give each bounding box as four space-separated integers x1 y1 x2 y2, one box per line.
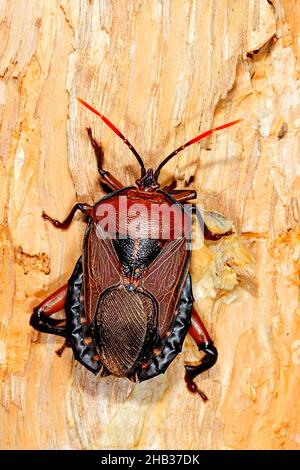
0 0 299 450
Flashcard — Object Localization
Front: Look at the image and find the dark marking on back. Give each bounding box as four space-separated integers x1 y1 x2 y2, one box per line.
113 238 164 280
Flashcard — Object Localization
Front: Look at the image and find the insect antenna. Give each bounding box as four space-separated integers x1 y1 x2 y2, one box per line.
77 97 146 176
154 119 242 178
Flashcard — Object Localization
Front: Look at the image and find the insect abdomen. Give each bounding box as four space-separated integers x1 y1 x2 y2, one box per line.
93 286 157 377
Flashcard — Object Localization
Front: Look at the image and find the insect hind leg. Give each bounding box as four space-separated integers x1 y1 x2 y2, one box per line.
184 307 218 401
31 257 108 376
30 284 68 337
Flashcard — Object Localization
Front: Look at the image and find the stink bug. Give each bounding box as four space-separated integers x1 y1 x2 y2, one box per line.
30 98 241 400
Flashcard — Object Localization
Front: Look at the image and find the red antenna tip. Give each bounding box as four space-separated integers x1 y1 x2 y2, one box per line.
76 97 102 118
213 118 243 132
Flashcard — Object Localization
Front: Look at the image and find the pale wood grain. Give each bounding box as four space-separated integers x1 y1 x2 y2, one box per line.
0 0 299 449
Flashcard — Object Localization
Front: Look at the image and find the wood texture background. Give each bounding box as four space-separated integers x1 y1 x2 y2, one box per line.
0 0 299 450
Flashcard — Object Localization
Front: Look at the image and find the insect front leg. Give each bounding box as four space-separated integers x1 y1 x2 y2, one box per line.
86 127 124 191
30 284 68 337
185 306 218 401
42 203 92 230
162 179 177 191
165 189 197 203
192 205 233 241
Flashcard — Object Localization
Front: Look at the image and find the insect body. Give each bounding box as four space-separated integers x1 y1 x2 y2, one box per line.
30 99 240 400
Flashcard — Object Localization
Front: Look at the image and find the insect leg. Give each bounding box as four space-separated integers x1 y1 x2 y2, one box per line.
42 203 92 230
30 284 67 337
185 306 218 401
162 180 177 191
86 127 124 190
165 189 197 203
192 204 233 241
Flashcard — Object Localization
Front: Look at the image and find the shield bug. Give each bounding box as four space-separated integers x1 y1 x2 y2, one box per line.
30 98 241 400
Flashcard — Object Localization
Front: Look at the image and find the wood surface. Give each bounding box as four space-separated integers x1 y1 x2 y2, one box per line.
0 0 299 450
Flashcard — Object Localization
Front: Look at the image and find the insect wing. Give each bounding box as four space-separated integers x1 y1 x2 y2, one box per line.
84 221 121 323
142 237 188 336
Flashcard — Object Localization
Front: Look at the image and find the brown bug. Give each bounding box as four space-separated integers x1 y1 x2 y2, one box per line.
30 98 240 400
